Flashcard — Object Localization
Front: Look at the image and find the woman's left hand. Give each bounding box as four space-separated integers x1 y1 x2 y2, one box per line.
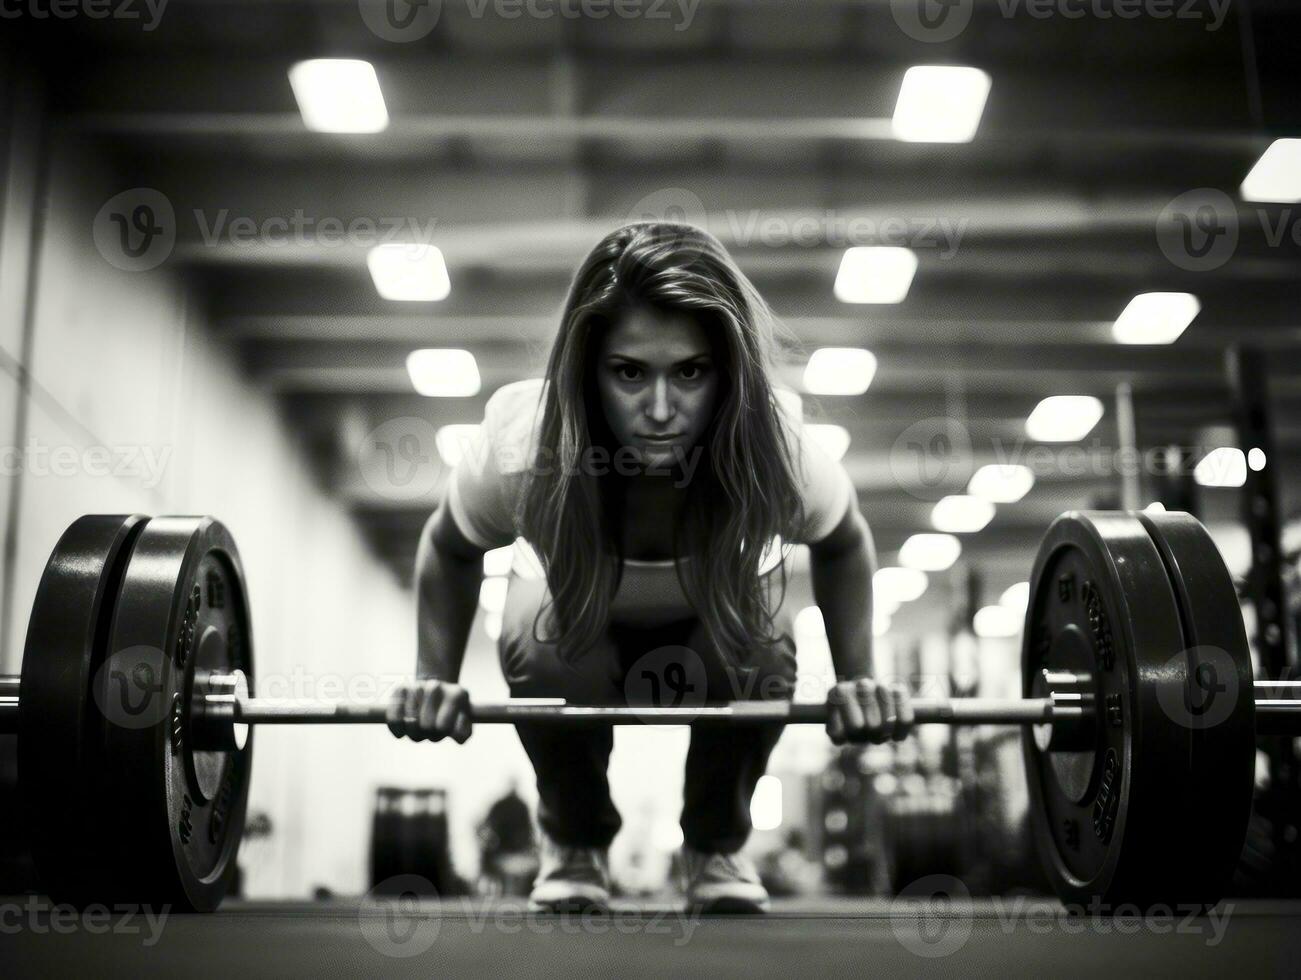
825 677 914 745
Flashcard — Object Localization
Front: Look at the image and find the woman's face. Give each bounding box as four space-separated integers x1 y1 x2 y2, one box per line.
595 305 721 470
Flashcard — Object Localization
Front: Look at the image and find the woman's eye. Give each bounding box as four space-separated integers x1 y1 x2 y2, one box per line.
680 364 707 381
616 365 642 382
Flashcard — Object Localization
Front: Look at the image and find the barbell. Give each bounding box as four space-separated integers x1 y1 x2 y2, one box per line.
0 510 1296 911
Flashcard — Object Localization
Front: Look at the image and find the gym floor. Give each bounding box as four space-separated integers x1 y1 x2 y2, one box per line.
5 898 1301 977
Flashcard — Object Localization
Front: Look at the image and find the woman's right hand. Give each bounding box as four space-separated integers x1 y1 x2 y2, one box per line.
387 679 473 743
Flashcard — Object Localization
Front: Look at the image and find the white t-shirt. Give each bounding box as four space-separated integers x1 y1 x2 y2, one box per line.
447 378 854 626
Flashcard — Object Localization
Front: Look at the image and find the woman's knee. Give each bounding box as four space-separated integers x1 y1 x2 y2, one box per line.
499 619 620 702
682 620 797 702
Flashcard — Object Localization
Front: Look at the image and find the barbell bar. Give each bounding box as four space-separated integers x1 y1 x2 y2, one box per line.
9 670 1301 735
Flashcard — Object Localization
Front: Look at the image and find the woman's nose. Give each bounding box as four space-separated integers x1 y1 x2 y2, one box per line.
646 377 675 424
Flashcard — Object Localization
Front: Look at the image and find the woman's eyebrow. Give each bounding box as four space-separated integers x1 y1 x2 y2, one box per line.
605 351 711 366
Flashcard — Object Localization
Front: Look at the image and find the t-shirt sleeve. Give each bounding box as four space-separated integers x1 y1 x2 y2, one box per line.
777 394 854 544
445 383 538 550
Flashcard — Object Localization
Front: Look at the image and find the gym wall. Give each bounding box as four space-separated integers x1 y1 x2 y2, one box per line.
0 64 418 898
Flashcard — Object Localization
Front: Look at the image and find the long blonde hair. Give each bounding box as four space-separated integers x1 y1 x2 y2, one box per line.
519 222 806 665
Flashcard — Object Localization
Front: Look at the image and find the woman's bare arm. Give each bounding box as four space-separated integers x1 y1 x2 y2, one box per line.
807 497 875 681
808 496 913 743
414 503 488 682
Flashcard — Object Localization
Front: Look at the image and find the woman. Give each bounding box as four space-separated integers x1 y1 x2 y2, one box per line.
389 222 912 912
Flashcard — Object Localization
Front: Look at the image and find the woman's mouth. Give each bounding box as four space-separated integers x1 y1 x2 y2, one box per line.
638 433 683 443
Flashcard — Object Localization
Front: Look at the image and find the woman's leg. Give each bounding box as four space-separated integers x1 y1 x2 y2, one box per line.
679 608 798 854
498 575 623 848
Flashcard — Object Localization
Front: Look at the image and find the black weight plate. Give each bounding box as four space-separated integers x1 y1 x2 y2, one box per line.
99 517 253 911
18 515 148 906
1138 510 1255 907
1022 511 1191 909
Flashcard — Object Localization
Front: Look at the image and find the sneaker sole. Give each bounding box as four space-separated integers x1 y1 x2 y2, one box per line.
690 895 770 915
527 896 610 915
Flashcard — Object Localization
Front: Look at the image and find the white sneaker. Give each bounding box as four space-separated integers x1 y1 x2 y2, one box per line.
528 833 611 912
681 847 770 913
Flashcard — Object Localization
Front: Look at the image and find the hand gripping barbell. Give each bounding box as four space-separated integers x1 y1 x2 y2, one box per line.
0 511 1296 911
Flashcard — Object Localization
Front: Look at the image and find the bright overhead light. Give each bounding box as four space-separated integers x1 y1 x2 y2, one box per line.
1240 139 1301 203
834 247 918 304
751 775 783 832
931 495 995 533
483 545 514 577
967 464 1034 503
479 576 509 615
406 349 481 397
802 348 877 396
435 424 480 467
1025 395 1104 442
899 533 961 572
368 243 451 302
974 605 1021 639
1194 447 1247 488
806 424 852 461
1000 581 1030 614
892 66 991 143
1248 448 1267 471
288 59 389 134
874 566 928 604
1113 292 1201 345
